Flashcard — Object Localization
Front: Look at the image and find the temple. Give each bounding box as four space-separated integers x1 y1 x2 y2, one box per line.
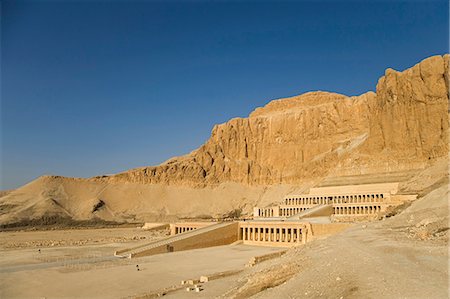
116 183 417 257
253 183 416 221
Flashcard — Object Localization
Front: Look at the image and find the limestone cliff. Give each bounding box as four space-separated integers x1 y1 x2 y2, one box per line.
102 55 448 186
0 55 448 224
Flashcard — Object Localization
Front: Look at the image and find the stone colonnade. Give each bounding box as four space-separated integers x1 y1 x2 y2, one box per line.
284 193 387 205
239 222 307 245
258 208 275 217
333 205 382 215
279 206 309 217
175 226 196 234
171 223 212 235
285 196 330 205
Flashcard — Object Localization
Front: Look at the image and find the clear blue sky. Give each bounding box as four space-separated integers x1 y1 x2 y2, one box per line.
1 0 448 189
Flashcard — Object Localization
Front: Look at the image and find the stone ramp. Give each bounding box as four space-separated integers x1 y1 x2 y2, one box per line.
115 222 238 258
287 204 333 220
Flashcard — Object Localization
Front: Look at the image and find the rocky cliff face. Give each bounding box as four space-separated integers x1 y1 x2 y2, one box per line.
103 55 449 187
1 55 448 224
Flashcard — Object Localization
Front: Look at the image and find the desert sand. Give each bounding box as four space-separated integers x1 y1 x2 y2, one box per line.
0 177 447 298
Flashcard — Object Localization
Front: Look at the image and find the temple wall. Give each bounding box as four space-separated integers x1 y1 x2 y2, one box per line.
170 222 214 235
308 183 399 195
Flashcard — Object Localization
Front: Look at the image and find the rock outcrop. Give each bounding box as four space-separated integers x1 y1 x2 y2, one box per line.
0 55 448 224
101 55 448 186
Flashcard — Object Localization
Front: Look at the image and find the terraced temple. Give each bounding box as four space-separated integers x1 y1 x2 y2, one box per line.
115 183 415 257
254 183 416 221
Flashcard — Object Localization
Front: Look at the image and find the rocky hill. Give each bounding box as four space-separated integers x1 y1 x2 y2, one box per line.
0 55 448 225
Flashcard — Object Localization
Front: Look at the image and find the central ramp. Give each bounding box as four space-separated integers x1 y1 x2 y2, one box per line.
287 204 333 220
115 222 238 258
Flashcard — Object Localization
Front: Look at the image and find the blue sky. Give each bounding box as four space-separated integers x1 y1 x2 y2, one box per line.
1 0 448 189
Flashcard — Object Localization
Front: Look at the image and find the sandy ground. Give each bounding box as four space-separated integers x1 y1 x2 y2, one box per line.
0 227 281 299
1 168 448 299
162 224 447 299
2 220 446 299
0 227 168 249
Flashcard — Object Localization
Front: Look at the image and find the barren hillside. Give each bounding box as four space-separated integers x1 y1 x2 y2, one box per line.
0 55 448 225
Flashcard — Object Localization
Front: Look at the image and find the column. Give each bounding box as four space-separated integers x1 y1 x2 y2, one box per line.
301 227 307 243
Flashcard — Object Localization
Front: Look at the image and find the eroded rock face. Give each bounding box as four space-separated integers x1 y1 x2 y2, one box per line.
1 55 448 224
102 55 449 187
368 55 448 160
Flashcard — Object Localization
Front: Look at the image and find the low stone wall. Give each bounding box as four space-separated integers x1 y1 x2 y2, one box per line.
246 250 287 267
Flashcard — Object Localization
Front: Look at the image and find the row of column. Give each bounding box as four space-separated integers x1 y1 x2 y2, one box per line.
175 226 196 234
334 205 382 215
241 226 303 243
333 194 384 204
285 197 329 205
259 208 274 217
280 207 308 216
285 194 386 206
